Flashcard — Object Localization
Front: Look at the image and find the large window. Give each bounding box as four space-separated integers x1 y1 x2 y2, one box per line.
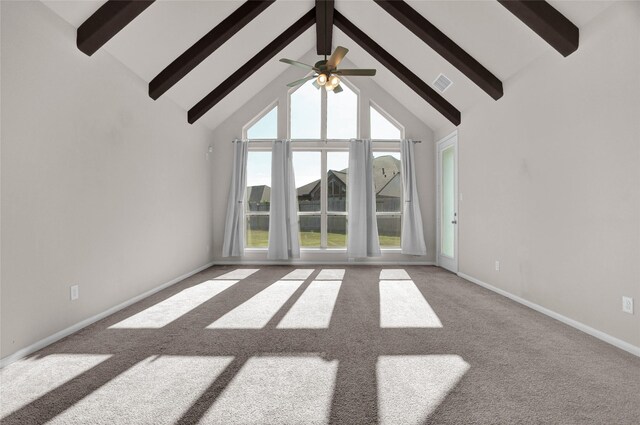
243 79 407 251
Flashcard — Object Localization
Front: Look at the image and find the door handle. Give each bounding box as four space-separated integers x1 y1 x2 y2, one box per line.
451 220 457 224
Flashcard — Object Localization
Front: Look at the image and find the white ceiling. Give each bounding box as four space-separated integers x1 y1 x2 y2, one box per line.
41 0 615 133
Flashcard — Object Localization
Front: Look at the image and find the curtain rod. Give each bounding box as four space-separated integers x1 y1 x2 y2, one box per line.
233 139 421 143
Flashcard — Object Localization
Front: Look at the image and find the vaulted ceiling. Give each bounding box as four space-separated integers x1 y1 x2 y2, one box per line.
42 0 614 133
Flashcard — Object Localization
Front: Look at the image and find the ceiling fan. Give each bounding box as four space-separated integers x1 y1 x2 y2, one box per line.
280 46 376 93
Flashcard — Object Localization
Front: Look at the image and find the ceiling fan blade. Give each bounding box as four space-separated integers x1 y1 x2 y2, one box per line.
332 84 344 94
286 75 316 88
335 69 377 76
326 46 348 69
279 58 317 70
312 80 321 89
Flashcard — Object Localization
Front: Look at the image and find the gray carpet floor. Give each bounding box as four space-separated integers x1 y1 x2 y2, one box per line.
1 266 639 424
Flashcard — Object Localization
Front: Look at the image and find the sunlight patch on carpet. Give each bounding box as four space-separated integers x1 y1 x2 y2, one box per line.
0 354 112 418
277 281 342 329
201 355 338 424
316 269 345 280
281 269 315 280
110 280 239 328
214 268 260 280
379 269 411 280
207 280 304 329
49 356 234 425
377 355 469 425
379 280 442 328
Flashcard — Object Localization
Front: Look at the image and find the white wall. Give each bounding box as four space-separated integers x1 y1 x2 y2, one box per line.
442 2 640 347
1 1 214 359
210 51 436 264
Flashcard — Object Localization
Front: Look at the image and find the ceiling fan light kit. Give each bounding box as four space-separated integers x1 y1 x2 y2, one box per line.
280 45 376 93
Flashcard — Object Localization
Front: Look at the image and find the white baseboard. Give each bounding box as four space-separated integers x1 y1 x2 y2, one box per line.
458 272 640 358
213 260 436 266
0 261 216 369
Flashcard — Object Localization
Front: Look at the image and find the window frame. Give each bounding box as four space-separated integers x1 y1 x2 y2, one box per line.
291 145 348 250
243 79 407 252
245 142 402 251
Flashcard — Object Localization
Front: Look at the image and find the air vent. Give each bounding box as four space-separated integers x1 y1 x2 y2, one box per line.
433 74 452 93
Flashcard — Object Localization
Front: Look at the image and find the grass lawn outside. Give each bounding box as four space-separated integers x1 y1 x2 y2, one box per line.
246 229 400 248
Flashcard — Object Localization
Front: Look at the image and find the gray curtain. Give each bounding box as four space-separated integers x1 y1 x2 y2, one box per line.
400 139 427 255
222 140 248 257
347 139 381 258
268 140 300 260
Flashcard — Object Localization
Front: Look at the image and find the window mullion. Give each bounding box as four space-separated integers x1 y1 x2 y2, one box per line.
321 149 328 248
321 86 327 140
321 87 328 248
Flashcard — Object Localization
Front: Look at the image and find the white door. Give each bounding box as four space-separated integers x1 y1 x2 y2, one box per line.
437 132 458 273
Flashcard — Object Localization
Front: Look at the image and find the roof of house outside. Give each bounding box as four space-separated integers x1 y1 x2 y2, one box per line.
246 185 270 203
249 155 402 199
372 155 401 193
330 170 347 185
377 173 402 198
296 180 317 197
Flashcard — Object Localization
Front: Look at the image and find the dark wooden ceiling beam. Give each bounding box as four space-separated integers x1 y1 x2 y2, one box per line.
498 0 578 57
77 0 155 56
316 0 334 56
149 1 275 100
374 0 503 100
188 9 315 124
334 10 460 126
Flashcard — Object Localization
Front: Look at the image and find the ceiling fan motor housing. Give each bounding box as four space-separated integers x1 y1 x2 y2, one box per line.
315 60 330 73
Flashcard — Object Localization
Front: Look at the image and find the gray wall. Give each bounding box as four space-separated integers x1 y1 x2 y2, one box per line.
437 2 640 348
210 51 436 263
1 1 214 359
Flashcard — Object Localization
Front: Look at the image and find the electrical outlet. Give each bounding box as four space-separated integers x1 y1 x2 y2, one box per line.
70 285 79 301
622 296 633 314
495 260 500 271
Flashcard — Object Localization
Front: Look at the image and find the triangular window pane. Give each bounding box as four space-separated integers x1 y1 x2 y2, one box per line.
370 106 402 139
247 106 277 139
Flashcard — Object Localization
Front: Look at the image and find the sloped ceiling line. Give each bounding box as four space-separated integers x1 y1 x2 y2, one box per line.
188 8 316 124
498 0 579 57
316 0 334 56
77 0 155 56
334 9 461 126
148 0 276 100
77 1 465 127
374 0 503 100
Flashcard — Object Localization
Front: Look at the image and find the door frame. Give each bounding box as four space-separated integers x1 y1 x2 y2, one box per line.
436 130 458 273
